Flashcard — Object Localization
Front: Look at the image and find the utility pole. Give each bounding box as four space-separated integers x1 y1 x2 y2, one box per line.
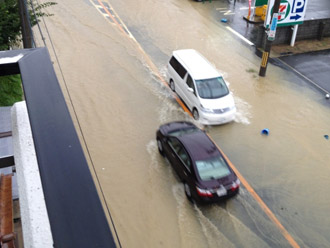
18 0 33 48
259 0 281 77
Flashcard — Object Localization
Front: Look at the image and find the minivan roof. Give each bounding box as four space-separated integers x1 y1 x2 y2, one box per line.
172 49 221 80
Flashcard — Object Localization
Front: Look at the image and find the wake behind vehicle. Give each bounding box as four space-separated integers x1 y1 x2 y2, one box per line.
156 121 240 203
167 49 236 125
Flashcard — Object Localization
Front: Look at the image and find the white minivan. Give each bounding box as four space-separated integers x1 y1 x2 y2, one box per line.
167 49 236 125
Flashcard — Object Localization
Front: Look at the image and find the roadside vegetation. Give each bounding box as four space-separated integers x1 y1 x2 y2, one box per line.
0 75 23 106
0 0 56 106
0 0 57 50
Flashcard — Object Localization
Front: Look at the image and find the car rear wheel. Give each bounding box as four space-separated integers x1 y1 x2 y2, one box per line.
157 138 164 156
192 108 199 120
184 182 193 202
169 79 175 92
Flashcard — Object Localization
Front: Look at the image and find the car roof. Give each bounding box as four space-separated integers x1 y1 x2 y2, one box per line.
172 49 221 80
176 130 219 161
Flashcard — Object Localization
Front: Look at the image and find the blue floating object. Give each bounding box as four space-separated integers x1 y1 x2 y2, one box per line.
261 128 269 135
221 18 228 23
324 135 329 140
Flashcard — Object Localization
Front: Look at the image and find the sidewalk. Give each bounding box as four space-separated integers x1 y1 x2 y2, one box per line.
211 0 330 95
211 0 330 57
272 37 330 57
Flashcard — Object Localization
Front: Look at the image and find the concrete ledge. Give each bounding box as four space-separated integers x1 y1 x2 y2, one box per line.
11 101 53 248
256 18 330 48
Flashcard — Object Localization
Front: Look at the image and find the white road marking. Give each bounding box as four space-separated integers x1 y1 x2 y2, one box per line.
279 60 330 95
90 0 136 41
224 11 235 16
226 27 254 46
240 7 256 10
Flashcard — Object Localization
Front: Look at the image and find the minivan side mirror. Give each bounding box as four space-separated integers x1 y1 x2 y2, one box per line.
187 87 194 93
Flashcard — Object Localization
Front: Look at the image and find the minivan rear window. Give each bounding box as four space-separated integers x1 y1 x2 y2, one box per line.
195 77 229 99
169 57 187 79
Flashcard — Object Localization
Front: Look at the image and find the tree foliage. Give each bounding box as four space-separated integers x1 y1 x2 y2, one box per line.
0 0 21 50
29 1 57 26
0 75 23 106
0 0 57 50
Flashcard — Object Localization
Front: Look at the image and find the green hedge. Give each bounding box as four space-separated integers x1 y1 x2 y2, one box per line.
0 75 23 106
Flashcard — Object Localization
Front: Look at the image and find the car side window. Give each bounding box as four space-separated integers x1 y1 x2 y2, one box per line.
186 74 196 95
168 137 191 172
177 149 191 171
168 137 181 154
169 57 187 79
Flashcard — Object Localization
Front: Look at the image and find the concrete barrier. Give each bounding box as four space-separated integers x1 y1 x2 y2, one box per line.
11 101 53 248
256 18 330 47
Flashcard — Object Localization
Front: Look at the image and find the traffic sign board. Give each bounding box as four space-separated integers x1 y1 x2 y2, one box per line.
265 0 309 28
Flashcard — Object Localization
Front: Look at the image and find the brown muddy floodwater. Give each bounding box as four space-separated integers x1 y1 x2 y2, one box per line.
34 0 330 247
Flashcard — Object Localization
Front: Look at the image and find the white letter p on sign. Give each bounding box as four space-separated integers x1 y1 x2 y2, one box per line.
293 0 305 13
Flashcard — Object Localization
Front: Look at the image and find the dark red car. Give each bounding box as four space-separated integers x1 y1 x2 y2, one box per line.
156 121 240 203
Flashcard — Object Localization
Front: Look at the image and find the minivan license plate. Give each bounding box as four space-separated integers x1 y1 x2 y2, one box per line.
216 188 227 197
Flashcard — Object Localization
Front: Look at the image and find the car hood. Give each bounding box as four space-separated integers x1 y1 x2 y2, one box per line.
199 93 235 110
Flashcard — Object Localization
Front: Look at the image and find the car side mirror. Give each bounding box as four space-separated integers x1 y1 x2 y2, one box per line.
187 87 194 93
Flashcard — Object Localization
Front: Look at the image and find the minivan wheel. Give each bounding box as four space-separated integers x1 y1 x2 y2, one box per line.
157 138 164 156
192 109 199 120
184 182 192 201
169 80 175 92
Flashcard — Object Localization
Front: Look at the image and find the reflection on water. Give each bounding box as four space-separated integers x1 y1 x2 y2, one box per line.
38 0 330 247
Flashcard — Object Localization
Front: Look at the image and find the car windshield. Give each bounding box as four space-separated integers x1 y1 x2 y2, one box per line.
195 77 229 99
168 127 199 137
195 155 231 181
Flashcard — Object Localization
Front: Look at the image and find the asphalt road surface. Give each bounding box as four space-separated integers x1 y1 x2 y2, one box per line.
33 0 330 247
279 49 330 95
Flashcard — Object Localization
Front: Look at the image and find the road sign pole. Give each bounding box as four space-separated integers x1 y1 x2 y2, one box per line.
259 0 281 77
290 24 299 46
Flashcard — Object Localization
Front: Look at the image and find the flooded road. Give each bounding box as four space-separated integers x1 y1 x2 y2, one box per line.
34 0 330 247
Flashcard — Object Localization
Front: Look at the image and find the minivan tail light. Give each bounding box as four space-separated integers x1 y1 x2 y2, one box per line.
196 186 213 197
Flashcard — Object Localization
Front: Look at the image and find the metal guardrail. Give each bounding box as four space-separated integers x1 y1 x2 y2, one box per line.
0 48 116 247
0 132 14 169
0 157 14 169
0 131 12 139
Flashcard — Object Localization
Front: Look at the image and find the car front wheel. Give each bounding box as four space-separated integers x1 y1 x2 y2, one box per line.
157 138 164 156
169 80 175 92
184 182 193 202
192 109 199 120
